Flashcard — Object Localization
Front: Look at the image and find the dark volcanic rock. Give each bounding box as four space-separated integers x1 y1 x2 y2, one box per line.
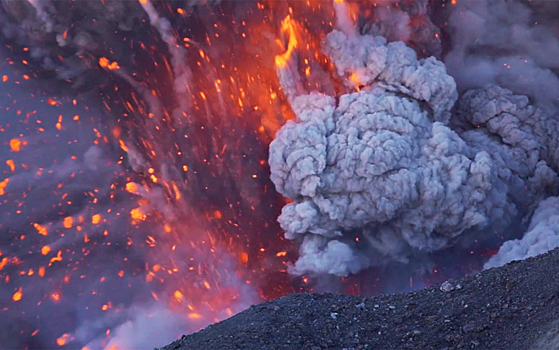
159 249 559 350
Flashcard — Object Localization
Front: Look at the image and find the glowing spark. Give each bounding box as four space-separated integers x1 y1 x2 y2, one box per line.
275 16 298 68
119 139 129 152
276 251 287 257
6 159 15 172
130 208 147 221
91 214 102 225
2 75 7 82
41 246 51 255
9 138 22 152
99 57 120 70
174 290 184 300
56 334 69 346
126 182 138 193
188 312 202 319
33 223 48 236
0 178 8 196
49 251 62 264
63 217 73 229
0 257 8 271
349 72 361 86
12 287 22 301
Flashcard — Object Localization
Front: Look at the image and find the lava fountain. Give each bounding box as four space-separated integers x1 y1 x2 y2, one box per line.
1 0 559 349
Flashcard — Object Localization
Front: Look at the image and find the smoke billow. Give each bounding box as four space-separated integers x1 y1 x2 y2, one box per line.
270 0 559 277
484 196 559 269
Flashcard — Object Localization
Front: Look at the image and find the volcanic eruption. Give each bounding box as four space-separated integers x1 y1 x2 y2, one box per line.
0 0 558 349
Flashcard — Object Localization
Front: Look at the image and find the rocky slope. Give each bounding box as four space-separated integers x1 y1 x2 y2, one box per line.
160 249 559 350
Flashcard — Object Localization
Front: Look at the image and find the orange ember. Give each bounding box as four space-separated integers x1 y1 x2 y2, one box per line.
33 223 48 236
12 287 22 302
9 138 21 152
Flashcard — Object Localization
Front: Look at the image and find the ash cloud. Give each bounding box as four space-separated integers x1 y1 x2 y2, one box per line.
444 0 559 107
484 196 559 269
270 0 559 277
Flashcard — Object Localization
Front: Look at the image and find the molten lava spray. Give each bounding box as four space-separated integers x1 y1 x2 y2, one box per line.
0 0 558 349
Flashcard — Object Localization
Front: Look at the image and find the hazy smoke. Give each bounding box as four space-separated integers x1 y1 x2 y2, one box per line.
484 196 559 269
444 0 559 107
270 11 559 276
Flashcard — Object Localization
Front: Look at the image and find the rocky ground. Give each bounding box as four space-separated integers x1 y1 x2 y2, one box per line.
160 248 559 350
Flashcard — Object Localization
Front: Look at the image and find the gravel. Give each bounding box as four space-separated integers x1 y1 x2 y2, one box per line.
159 248 559 350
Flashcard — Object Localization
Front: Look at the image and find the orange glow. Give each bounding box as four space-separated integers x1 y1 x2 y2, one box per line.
2 75 7 82
63 217 73 229
99 57 120 70
56 333 69 346
188 312 202 320
119 139 129 152
6 159 15 172
275 16 298 68
9 138 22 152
49 251 63 264
0 178 8 196
276 251 287 257
41 246 51 255
126 182 138 193
12 287 22 301
33 223 48 236
91 214 102 225
47 98 60 106
349 73 361 86
130 208 147 221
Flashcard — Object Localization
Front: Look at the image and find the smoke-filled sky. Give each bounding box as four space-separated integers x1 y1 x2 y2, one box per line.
1 0 559 349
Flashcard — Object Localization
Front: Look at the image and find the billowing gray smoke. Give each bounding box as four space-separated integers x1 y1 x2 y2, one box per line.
269 0 559 277
484 196 559 269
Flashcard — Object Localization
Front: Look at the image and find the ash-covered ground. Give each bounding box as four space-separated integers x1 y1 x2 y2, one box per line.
161 248 559 350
